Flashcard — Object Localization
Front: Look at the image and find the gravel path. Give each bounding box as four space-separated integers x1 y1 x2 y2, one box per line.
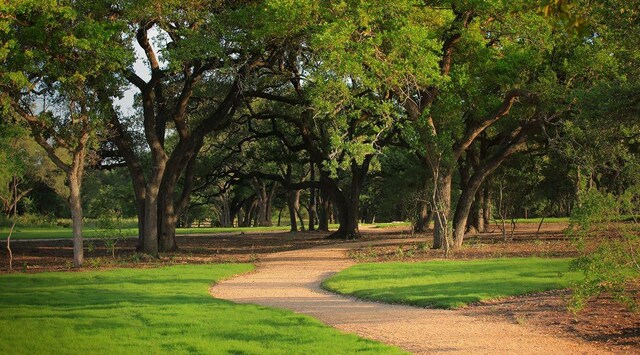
211 239 608 354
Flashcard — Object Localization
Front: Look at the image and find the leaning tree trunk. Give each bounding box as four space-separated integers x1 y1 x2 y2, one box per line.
452 135 529 247
68 169 84 268
452 174 484 248
468 186 484 234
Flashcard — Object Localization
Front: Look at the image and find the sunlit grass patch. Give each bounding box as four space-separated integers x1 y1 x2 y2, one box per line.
323 258 581 309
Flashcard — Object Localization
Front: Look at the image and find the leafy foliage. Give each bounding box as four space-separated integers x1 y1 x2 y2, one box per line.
568 189 640 312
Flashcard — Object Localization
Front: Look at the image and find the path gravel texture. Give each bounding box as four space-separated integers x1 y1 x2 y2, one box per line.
211 239 608 354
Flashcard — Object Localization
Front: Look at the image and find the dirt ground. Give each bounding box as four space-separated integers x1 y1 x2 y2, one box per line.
2 223 638 352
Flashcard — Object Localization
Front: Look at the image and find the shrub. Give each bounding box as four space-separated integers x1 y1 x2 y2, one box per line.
568 188 640 313
93 210 128 258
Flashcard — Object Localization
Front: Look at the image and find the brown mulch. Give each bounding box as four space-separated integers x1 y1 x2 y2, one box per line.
1 222 638 352
463 289 640 354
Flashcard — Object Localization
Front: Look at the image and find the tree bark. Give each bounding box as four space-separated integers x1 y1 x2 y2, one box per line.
432 172 453 250
452 130 531 247
68 169 84 267
415 171 431 232
309 163 317 231
469 186 485 233
287 190 298 232
294 189 305 231
325 157 371 239
143 183 160 256
483 182 492 231
265 182 277 226
158 186 178 252
318 189 330 232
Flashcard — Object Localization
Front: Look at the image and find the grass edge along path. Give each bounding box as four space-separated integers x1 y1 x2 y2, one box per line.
322 257 581 309
0 264 405 354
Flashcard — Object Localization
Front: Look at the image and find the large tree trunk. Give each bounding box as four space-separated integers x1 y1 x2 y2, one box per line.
255 181 270 226
143 182 160 256
318 189 330 232
68 170 84 267
415 203 431 232
325 158 370 239
482 182 492 231
220 192 232 227
158 186 178 252
327 190 359 239
469 186 485 233
432 172 453 250
452 174 484 248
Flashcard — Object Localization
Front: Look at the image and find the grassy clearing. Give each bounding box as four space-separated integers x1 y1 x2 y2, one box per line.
363 222 413 229
1 225 292 240
322 258 581 309
491 217 569 223
0 264 404 354
1 223 349 240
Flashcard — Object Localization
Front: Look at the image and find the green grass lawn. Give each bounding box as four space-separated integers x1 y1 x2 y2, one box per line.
1 224 347 240
491 217 569 223
362 222 413 229
1 225 293 240
0 264 404 354
322 258 581 309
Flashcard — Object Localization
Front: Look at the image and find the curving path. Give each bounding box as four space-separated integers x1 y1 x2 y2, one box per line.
211 239 608 354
